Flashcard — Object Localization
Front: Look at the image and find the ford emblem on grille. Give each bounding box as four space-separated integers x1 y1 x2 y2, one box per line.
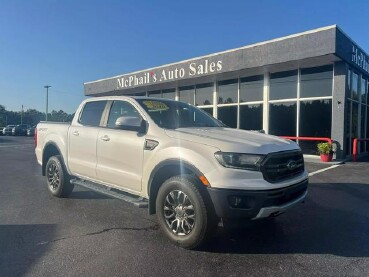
286 160 297 170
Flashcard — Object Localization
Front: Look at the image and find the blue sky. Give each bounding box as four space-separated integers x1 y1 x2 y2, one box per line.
1 0 369 114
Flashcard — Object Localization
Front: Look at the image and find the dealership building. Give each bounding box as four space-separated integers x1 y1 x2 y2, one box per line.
84 25 369 159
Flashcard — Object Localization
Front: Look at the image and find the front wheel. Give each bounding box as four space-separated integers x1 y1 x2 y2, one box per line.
45 155 74 198
156 175 216 249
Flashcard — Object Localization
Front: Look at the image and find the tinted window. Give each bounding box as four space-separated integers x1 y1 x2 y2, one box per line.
352 72 359 100
361 78 366 103
136 99 221 129
300 65 333 98
107 101 141 128
240 104 263 130
299 100 332 154
270 70 297 100
240 75 263 102
269 102 296 136
195 83 213 106
218 106 237 128
79 101 107 127
162 89 176 100
179 86 195 105
218 79 238 104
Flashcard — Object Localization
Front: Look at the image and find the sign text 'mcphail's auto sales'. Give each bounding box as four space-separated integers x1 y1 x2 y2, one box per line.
117 59 223 89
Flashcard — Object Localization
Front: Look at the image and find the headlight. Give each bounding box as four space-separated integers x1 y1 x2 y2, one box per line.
214 152 265 171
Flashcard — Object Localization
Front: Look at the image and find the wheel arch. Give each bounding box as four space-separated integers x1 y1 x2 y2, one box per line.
42 142 67 176
147 159 209 215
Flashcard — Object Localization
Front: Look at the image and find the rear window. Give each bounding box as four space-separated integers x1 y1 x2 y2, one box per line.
79 101 107 127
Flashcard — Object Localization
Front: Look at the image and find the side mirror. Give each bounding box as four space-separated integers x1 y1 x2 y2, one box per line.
115 116 147 133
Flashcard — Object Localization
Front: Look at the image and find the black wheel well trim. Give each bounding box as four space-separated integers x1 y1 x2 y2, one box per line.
147 159 207 215
42 142 67 176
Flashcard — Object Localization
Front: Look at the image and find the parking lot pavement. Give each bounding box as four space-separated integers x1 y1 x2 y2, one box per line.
1 137 369 276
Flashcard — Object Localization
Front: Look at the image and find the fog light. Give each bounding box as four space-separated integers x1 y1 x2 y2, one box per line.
229 196 243 208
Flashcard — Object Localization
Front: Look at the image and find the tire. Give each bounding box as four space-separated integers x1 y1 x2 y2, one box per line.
156 175 217 249
45 155 74 198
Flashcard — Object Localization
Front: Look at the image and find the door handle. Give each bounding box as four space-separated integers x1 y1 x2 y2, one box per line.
72 131 79 136
101 135 110 142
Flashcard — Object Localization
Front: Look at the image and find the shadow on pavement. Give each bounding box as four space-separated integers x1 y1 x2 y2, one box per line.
200 182 369 257
0 224 56 276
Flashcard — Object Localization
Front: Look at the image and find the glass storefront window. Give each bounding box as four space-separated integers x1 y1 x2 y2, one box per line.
148 90 161 98
360 105 366 152
200 107 213 116
269 101 296 136
270 70 297 100
239 75 263 102
300 65 333 98
352 72 359 100
218 106 237 128
361 78 366 104
179 86 195 105
218 79 238 104
196 83 213 106
345 101 352 155
162 89 176 100
239 104 263 130
299 99 332 154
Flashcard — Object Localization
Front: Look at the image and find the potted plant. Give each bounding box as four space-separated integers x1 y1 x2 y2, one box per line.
317 142 333 162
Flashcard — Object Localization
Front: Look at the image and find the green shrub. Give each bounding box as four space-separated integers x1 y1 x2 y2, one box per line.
317 142 333 155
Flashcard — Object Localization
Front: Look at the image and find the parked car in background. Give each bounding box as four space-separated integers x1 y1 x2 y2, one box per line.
3 125 16 135
0 127 4 136
27 126 36 136
12 124 30 136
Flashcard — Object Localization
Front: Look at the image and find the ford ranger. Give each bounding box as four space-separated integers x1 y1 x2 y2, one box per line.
35 96 308 249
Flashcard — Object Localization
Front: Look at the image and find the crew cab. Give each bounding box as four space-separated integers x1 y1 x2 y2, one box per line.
35 96 308 249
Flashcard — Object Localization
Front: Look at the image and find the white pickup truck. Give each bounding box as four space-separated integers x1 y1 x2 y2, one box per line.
35 96 308 249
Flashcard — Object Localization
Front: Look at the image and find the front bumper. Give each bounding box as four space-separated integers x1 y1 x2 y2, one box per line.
207 179 308 219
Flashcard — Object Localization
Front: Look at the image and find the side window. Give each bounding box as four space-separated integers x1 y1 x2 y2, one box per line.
79 101 107 127
107 101 141 128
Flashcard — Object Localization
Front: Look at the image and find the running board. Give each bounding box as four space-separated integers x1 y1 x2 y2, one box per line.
70 179 148 208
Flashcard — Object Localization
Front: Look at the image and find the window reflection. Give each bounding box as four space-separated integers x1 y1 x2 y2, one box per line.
162 89 176 100
299 100 332 154
218 106 237 128
270 70 297 100
300 65 333 98
361 78 366 104
269 101 296 136
240 75 263 102
196 83 213 106
179 86 195 105
218 79 238 104
352 73 359 100
239 104 263 130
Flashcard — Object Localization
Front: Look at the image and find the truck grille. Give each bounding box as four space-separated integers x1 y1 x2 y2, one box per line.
261 150 304 183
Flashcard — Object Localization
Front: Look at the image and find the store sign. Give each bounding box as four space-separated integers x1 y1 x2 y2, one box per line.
352 45 369 73
117 60 223 89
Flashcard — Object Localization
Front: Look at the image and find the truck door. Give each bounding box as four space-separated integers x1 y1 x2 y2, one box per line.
96 100 145 193
68 100 107 179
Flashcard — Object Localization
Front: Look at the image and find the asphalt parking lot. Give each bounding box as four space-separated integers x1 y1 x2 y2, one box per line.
0 136 369 276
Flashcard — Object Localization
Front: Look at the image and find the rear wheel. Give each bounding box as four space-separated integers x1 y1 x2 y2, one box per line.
46 155 74 197
156 175 216 249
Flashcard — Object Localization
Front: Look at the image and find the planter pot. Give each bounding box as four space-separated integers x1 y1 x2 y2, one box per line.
320 153 333 162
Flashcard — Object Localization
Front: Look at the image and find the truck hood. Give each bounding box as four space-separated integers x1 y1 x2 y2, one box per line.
165 127 299 154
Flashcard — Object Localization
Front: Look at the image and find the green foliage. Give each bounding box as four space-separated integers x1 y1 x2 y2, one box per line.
317 142 333 155
0 105 73 126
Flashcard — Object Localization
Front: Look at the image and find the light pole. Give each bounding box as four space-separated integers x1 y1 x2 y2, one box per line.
44 85 51 121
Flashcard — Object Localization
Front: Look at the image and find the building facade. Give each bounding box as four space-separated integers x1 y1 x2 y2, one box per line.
84 25 369 159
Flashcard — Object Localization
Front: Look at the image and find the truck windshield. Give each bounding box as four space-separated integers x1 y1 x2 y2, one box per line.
136 99 223 129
